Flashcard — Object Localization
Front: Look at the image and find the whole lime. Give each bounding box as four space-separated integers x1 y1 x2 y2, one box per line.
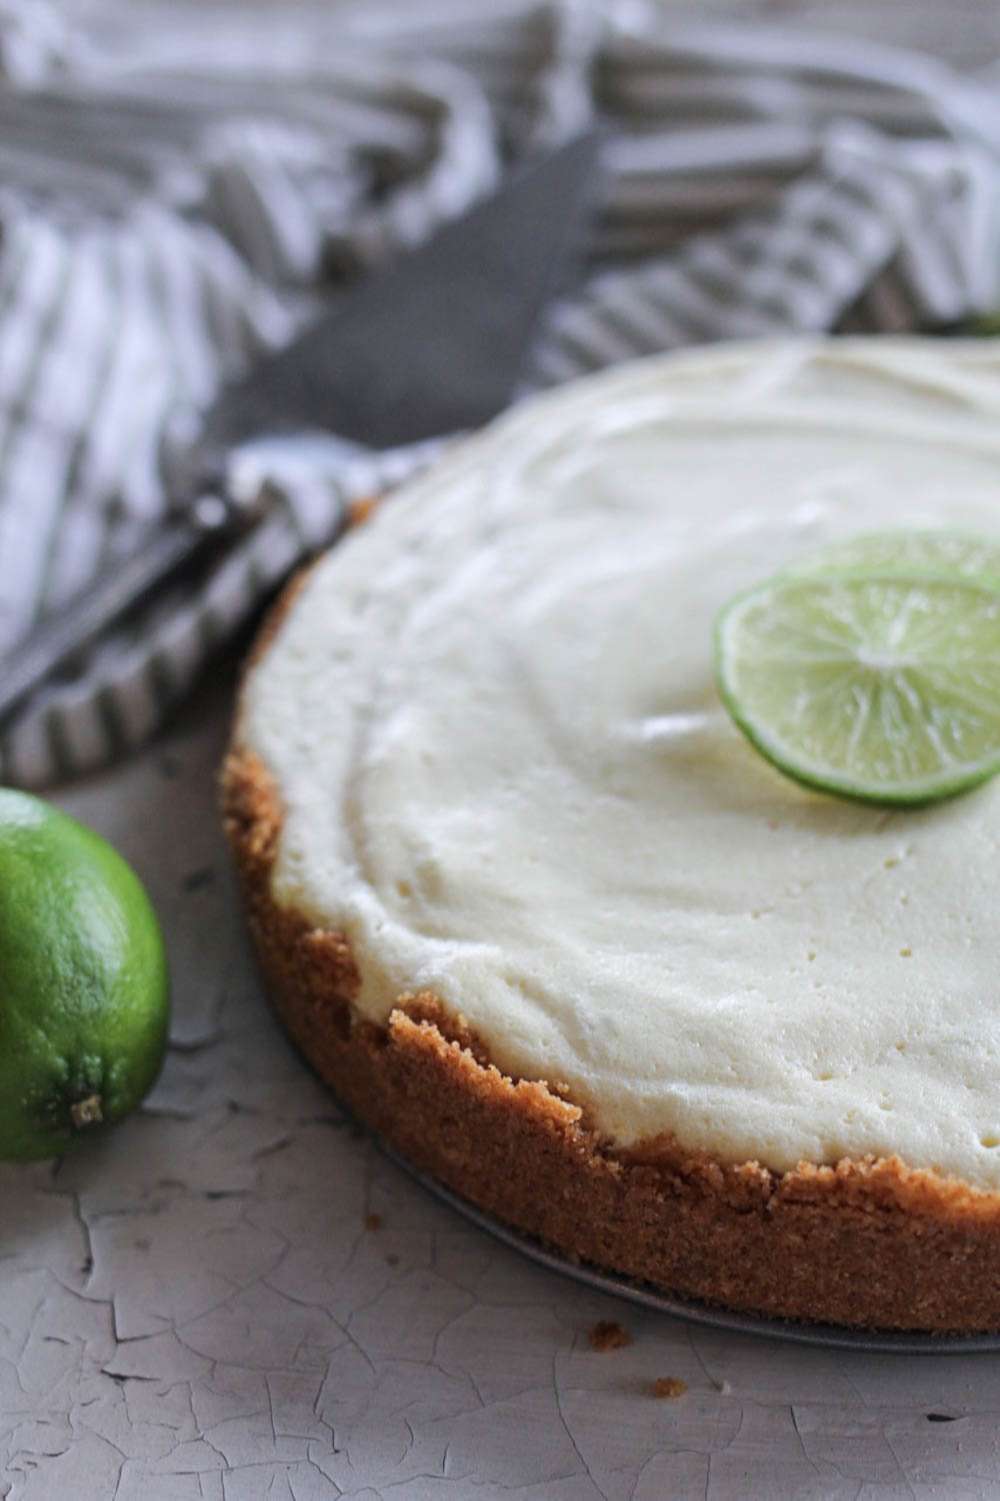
0 788 169 1160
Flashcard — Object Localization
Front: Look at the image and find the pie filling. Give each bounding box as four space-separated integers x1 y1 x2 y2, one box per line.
242 339 1000 1189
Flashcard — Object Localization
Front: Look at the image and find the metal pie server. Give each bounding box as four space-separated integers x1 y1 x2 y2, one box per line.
0 132 601 735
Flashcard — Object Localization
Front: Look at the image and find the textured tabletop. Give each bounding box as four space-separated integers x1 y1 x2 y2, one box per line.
2 677 1000 1500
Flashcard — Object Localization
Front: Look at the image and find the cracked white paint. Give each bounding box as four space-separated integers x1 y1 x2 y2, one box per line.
3 681 1000 1501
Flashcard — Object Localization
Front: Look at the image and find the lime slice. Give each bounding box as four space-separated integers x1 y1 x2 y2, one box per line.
714 573 1000 805
786 529 1000 588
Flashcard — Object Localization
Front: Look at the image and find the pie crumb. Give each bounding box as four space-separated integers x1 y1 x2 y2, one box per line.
588 1320 632 1352
652 1377 687 1400
364 1212 383 1232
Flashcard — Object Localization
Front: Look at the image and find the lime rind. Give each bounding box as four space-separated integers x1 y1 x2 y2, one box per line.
714 569 1000 806
783 529 1000 590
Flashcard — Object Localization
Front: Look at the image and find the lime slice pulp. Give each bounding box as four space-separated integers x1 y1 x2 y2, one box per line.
714 573 1000 805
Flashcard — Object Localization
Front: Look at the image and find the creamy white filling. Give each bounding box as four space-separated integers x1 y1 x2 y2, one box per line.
242 338 1000 1187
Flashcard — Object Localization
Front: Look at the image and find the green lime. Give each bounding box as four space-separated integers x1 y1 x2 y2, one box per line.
785 529 1000 588
0 789 169 1161
714 573 1000 805
960 312 1000 338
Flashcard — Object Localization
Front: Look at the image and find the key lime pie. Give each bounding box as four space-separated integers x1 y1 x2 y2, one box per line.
224 338 1000 1332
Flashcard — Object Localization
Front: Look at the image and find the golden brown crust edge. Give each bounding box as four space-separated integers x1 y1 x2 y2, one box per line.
222 579 1000 1334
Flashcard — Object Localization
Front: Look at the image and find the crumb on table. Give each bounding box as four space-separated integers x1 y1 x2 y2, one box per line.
652 1377 688 1400
350 495 381 526
588 1320 632 1352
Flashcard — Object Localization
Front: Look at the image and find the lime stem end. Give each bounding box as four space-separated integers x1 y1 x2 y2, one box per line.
70 1094 104 1130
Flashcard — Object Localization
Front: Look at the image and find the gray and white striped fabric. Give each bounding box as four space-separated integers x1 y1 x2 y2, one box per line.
3 0 1000 786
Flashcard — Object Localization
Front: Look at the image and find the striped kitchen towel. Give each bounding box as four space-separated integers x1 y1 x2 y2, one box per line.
3 0 1000 785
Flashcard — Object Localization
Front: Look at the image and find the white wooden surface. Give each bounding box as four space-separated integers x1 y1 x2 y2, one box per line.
1 676 999 1500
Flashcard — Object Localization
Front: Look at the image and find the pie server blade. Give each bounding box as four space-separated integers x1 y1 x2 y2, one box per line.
0 132 602 736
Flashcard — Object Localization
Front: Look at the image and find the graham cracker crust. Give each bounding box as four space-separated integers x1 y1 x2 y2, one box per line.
222 577 1000 1335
